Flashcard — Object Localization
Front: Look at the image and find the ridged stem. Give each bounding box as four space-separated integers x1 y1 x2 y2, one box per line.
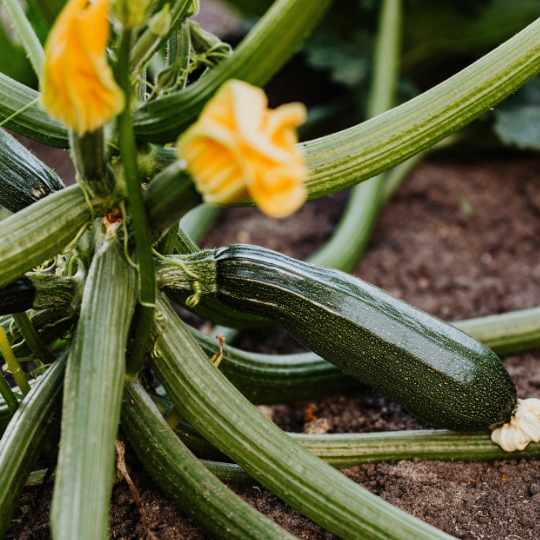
116 29 156 376
133 0 335 141
0 185 93 289
0 353 67 538
50 229 138 540
70 129 112 199
0 72 67 148
300 15 540 201
150 296 452 540
307 0 401 271
121 379 296 539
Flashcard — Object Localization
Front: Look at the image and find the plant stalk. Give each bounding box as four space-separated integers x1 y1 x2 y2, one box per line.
121 379 295 539
150 295 453 540
307 0 401 272
116 28 156 376
0 328 31 395
0 352 67 538
12 312 57 365
50 228 138 540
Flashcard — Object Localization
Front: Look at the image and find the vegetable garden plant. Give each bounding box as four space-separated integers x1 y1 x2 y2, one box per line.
0 0 540 538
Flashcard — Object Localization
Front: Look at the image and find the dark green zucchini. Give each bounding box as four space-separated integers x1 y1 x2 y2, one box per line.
214 244 517 431
0 277 35 315
0 129 64 213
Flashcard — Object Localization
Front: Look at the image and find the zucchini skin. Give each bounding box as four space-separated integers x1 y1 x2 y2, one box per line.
0 129 65 213
215 244 517 432
0 276 35 315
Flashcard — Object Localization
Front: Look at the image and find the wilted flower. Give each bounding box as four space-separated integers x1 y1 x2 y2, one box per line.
177 80 307 218
491 398 540 452
41 0 124 135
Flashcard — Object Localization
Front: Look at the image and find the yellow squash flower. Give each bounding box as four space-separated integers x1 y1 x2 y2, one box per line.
177 80 307 218
41 0 124 135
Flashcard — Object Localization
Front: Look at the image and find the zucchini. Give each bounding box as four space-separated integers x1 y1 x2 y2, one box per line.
0 128 64 213
0 277 35 315
214 244 516 431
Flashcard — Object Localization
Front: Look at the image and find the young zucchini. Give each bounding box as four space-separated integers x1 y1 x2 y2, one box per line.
0 129 64 213
214 244 517 432
0 277 35 315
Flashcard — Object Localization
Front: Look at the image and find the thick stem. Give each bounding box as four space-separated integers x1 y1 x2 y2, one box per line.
133 0 335 141
70 129 112 199
307 0 401 272
150 296 452 540
121 379 295 539
116 29 156 376
0 186 92 289
0 353 67 538
50 228 138 540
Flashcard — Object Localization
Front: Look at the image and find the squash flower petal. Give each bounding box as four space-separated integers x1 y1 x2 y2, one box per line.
177 80 307 218
41 0 125 135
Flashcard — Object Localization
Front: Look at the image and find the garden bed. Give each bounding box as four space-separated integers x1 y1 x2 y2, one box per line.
8 154 540 539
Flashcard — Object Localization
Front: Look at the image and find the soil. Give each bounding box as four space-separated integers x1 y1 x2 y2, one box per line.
6 154 540 539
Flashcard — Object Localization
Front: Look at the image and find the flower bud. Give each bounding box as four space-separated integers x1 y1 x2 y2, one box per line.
148 3 171 36
114 0 153 28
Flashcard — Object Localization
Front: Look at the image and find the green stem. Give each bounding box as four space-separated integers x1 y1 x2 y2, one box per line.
0 185 93 289
307 0 401 272
12 312 57 365
0 309 75 361
300 16 540 201
144 160 202 234
133 0 335 141
0 353 67 539
150 296 452 540
50 228 138 540
0 328 31 395
151 398 540 473
121 379 295 539
180 203 223 244
0 0 45 82
69 129 112 199
0 370 18 415
130 0 192 76
116 29 156 376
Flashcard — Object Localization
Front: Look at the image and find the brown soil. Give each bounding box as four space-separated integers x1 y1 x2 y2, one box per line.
9 157 540 539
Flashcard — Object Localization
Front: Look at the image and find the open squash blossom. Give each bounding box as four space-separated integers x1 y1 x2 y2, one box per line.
41 0 124 135
177 80 307 218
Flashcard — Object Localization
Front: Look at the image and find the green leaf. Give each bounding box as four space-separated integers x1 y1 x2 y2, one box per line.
494 105 540 149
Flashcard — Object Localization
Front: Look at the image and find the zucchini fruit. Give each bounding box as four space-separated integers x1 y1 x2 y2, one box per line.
0 129 64 213
214 244 516 431
0 277 35 315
